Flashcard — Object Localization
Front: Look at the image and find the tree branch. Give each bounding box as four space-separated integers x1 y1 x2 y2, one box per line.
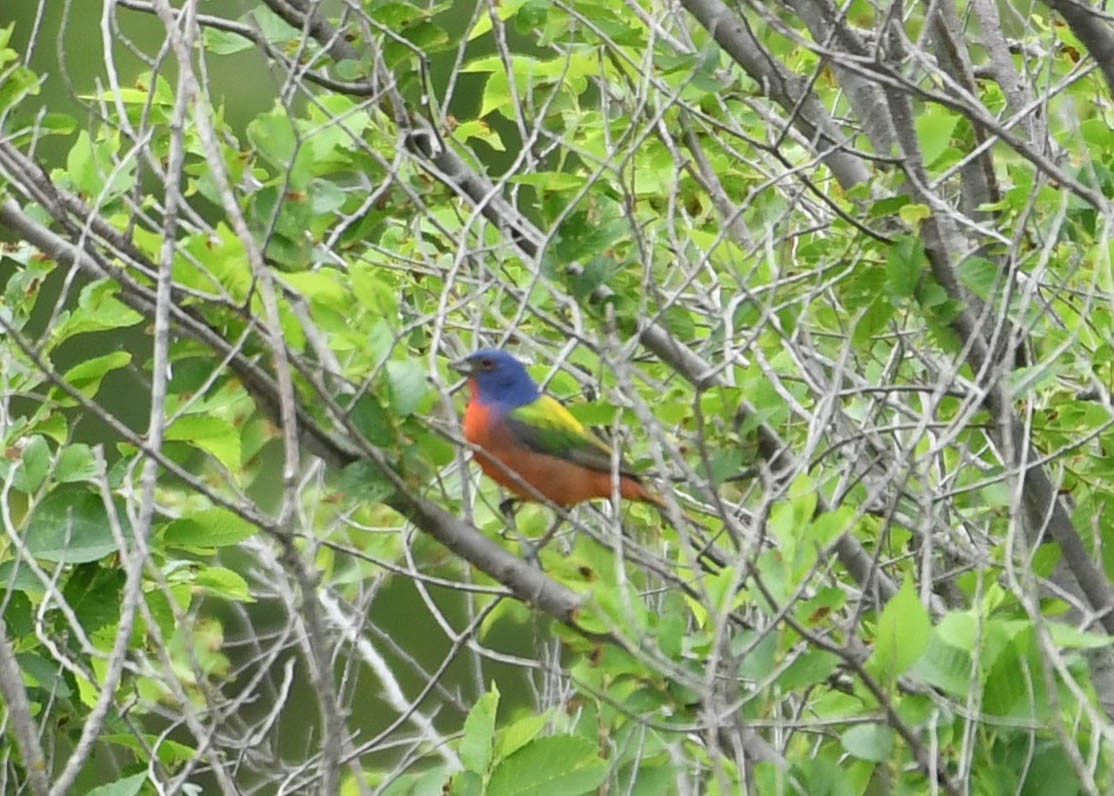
1044 0 1114 97
0 620 50 796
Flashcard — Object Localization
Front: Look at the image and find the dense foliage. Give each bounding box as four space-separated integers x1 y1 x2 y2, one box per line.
2 0 1114 793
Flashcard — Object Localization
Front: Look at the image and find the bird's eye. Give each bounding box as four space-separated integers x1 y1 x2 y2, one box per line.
479 358 494 370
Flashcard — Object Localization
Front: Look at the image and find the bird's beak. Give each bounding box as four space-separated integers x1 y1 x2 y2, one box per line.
452 357 475 376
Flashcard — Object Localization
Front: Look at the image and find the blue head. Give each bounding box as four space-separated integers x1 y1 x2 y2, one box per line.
454 349 540 408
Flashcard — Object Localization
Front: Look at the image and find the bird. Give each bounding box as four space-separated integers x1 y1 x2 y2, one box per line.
453 349 665 509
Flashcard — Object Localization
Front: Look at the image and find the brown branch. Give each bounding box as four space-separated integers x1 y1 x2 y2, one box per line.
123 0 901 605
0 620 50 796
970 0 1046 146
927 0 1000 221
0 197 587 630
785 0 897 156
680 0 873 190
878 45 1114 636
1044 0 1114 97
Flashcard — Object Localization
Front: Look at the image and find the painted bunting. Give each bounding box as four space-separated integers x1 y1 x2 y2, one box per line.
454 349 664 508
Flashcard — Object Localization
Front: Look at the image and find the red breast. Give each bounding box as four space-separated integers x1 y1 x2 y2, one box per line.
461 395 662 506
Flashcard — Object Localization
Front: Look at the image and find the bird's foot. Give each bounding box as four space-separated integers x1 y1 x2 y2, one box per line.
496 498 543 568
499 498 520 524
520 538 542 569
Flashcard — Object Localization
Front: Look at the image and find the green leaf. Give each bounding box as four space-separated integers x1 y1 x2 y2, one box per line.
452 771 485 796
164 507 259 548
349 394 396 447
62 351 132 399
910 638 973 698
565 400 620 427
337 460 397 504
179 225 252 300
663 305 697 339
737 629 778 680
62 131 135 197
247 106 294 164
916 106 959 167
247 105 314 188
487 736 607 796
982 631 1045 719
55 443 100 483
869 195 910 218
386 359 429 416
0 65 39 114
494 712 550 761
194 566 253 601
806 506 854 548
569 258 613 301
144 589 176 640
655 605 686 660
282 269 350 311
708 447 746 485
935 612 976 651
468 0 528 40
0 560 45 593
383 766 452 796
777 649 840 690
1022 745 1080 796
66 130 97 195
554 211 628 264
1 592 33 638
508 171 583 191
351 265 399 320
24 490 129 563
16 652 72 697
165 415 242 472
102 734 196 767
868 577 931 680
86 772 147 796
13 435 50 492
789 757 856 796
770 479 816 541
248 5 301 42
841 723 893 762
701 565 745 618
623 762 676 796
51 280 143 345
958 256 1001 300
203 26 255 55
886 235 925 300
1046 623 1112 649
899 203 932 225
460 686 499 774
64 563 125 634
852 298 893 346
480 71 512 119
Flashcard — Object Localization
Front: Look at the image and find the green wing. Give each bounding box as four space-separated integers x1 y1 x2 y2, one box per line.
505 396 641 478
